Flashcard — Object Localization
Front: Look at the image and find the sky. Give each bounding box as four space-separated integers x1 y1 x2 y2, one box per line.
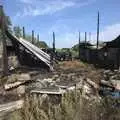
1 0 120 48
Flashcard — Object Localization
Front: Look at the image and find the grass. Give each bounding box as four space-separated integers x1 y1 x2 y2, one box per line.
7 89 120 120
59 60 87 70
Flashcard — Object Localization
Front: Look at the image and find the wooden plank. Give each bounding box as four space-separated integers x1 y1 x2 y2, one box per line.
0 100 23 117
30 90 64 95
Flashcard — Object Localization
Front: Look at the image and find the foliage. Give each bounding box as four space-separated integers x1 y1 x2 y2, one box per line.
0 9 12 41
72 44 79 52
72 42 93 51
23 33 48 48
13 26 22 38
36 41 48 49
5 16 12 33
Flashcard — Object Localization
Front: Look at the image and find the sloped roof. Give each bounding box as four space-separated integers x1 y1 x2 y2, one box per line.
6 30 53 71
104 35 120 48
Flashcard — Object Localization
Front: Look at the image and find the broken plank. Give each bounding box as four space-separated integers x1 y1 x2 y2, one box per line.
0 100 24 117
30 90 64 95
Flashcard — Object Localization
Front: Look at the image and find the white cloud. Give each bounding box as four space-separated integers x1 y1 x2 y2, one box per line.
25 1 74 16
17 0 95 17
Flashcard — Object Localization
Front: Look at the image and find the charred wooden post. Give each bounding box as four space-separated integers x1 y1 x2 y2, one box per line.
32 30 34 44
53 32 55 53
85 32 87 48
0 5 8 75
78 32 81 59
51 32 56 66
22 26 25 39
97 11 100 49
85 32 87 61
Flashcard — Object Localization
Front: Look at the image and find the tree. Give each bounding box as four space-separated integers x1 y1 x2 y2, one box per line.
13 26 22 38
25 34 32 42
0 6 8 75
36 41 48 48
5 16 12 33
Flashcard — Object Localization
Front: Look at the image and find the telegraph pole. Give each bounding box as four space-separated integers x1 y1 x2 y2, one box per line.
22 26 25 39
78 32 81 59
53 32 55 53
0 5 8 75
97 11 100 49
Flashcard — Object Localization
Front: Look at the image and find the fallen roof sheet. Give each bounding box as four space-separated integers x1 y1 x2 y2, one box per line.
6 31 53 71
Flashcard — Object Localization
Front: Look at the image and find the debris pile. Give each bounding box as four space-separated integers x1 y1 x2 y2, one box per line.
28 70 99 100
99 70 120 98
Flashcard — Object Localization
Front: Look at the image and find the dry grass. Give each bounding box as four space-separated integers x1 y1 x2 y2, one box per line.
2 61 120 120
58 60 102 84
7 90 120 120
59 60 86 70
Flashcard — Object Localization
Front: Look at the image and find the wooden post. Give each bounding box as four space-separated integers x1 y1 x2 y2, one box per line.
22 26 25 39
0 5 8 75
85 32 87 48
32 30 34 44
53 32 55 53
78 32 81 59
97 11 100 49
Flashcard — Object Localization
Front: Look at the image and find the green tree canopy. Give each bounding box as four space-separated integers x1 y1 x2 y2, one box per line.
36 41 48 48
13 26 22 38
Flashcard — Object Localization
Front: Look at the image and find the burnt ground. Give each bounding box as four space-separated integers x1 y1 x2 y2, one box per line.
0 60 103 104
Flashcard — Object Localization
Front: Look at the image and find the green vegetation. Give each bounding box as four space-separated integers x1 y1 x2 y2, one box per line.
13 26 22 38
35 41 48 49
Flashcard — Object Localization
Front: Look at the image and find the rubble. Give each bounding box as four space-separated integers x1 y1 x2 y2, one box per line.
4 73 31 90
0 60 104 117
5 81 26 91
111 80 120 90
99 70 120 98
17 85 25 96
